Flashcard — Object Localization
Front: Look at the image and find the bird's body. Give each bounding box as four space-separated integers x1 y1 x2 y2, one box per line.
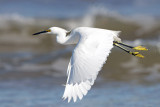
61 27 120 102
33 27 148 103
49 27 120 102
53 27 121 45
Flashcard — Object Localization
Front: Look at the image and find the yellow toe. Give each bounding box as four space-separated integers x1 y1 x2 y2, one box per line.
135 53 144 58
133 52 139 54
133 46 148 51
131 52 144 58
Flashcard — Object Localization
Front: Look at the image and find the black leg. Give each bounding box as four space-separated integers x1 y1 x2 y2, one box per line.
113 42 144 58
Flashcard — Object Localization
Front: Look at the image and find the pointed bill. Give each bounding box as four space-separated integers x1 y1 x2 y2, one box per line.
33 29 51 35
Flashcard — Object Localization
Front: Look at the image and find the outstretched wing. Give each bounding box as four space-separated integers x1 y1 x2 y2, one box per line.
63 28 117 102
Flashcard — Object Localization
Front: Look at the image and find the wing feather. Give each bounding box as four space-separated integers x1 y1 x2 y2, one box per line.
63 28 117 102
74 83 83 100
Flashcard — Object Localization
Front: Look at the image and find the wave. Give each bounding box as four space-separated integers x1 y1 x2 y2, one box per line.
0 6 159 29
0 6 159 49
0 14 35 28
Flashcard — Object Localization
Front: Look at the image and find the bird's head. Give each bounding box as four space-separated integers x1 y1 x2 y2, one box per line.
33 27 66 35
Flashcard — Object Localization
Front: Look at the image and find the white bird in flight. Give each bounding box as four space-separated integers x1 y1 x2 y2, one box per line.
33 27 147 103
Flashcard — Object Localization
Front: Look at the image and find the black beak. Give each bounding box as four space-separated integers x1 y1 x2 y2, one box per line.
33 30 48 35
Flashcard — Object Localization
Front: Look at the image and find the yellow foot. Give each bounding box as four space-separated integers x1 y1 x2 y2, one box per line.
131 52 144 58
135 53 144 58
133 46 148 51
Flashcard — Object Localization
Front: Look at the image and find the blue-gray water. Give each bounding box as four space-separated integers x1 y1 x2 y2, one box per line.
0 0 160 18
1 77 160 107
0 47 160 107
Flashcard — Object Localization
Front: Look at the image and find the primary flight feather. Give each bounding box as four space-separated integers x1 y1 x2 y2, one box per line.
33 27 148 103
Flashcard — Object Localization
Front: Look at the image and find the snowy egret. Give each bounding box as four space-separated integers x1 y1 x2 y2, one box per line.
33 27 148 102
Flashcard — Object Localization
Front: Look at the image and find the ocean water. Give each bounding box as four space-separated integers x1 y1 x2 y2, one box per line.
0 46 160 106
0 0 160 107
0 0 160 18
1 77 160 107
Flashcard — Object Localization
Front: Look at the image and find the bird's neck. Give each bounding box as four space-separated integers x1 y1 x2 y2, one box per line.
56 30 70 44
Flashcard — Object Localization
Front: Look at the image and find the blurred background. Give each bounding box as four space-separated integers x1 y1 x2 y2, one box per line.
0 0 160 106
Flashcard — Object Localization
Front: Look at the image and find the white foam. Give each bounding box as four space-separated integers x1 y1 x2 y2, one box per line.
0 14 35 28
65 5 159 37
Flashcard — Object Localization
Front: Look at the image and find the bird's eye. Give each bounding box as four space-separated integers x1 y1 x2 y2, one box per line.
46 29 51 32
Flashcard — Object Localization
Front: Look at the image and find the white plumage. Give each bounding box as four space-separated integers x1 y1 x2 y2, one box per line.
33 27 121 102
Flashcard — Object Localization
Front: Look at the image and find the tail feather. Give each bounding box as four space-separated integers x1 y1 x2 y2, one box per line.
113 31 121 42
